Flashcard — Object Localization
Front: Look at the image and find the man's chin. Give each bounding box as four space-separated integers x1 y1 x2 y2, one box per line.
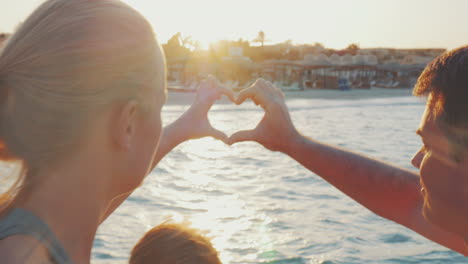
422 200 464 236
421 201 443 227
421 203 432 222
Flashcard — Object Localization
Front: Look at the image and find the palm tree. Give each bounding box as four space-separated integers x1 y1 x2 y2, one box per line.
253 31 266 47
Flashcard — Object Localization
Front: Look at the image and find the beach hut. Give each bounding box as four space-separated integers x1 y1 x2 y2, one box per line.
365 55 378 65
300 54 339 89
352 54 366 65
376 63 425 88
329 54 341 65
261 59 303 89
341 54 353 65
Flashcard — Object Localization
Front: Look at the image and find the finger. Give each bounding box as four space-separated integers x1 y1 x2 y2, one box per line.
195 80 220 107
198 77 211 87
228 129 256 145
198 76 217 91
205 75 218 85
221 87 235 102
243 79 270 106
208 126 229 143
251 94 260 106
272 84 285 99
215 81 234 98
279 89 285 99
255 78 268 86
236 88 255 105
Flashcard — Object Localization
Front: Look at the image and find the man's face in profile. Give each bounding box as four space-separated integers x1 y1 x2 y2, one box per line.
412 105 468 238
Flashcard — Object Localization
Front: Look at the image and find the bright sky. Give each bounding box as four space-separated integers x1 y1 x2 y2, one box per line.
1 0 468 50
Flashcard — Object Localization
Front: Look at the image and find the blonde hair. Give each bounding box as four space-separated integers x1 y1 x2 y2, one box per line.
130 221 222 264
0 0 165 210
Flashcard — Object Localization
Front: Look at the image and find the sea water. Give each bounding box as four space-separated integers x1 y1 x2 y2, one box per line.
93 89 467 264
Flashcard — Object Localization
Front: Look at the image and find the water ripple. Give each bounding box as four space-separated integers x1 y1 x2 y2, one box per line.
93 92 465 263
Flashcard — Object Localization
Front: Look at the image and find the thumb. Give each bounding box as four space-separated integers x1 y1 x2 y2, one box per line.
228 130 256 145
207 126 229 144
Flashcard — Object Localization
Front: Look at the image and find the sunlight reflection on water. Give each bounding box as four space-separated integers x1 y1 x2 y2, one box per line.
93 90 467 264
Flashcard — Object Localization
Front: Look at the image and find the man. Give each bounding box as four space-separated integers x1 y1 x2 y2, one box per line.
228 46 468 255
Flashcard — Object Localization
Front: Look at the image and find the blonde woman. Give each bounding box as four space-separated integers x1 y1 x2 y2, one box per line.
0 0 232 263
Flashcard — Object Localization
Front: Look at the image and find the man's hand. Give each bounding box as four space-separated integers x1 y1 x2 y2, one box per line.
173 76 235 144
228 79 300 152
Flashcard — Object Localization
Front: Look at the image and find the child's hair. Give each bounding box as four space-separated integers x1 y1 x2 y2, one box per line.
130 221 222 264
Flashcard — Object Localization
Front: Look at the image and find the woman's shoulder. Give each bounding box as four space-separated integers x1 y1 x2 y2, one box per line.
0 235 52 263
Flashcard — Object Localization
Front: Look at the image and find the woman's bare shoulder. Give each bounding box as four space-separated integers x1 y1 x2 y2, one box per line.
0 235 52 263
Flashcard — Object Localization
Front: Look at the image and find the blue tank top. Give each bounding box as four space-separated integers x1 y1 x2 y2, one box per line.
0 208 73 264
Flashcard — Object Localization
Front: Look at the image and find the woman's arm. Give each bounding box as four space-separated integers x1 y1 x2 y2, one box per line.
100 77 234 223
151 76 234 168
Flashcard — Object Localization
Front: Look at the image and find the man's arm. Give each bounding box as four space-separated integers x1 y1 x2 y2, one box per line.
287 134 466 254
287 135 421 224
229 79 467 255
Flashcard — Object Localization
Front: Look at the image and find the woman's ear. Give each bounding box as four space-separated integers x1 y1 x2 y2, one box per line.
113 100 139 151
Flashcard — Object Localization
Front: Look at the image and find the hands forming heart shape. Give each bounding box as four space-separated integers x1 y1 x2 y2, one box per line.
174 76 301 153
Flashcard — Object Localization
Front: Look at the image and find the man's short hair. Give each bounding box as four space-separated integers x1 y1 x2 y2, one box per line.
414 46 468 128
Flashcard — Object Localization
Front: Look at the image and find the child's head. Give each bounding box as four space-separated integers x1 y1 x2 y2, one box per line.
130 222 222 264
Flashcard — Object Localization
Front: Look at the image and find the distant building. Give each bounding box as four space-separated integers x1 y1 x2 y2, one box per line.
401 55 435 65
223 47 251 62
329 54 340 65
228 47 243 57
164 42 445 91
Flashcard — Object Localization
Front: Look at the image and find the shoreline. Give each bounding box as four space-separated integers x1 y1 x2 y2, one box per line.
166 87 415 105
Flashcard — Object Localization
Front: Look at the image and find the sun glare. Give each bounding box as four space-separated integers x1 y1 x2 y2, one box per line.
3 0 468 49
121 0 468 50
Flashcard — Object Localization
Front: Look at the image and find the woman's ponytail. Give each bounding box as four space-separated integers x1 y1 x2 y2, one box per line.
0 0 164 213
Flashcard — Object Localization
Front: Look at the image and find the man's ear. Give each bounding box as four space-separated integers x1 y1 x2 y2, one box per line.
112 100 139 151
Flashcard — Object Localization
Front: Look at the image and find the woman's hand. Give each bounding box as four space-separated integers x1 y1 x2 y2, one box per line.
173 76 235 144
228 79 300 152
